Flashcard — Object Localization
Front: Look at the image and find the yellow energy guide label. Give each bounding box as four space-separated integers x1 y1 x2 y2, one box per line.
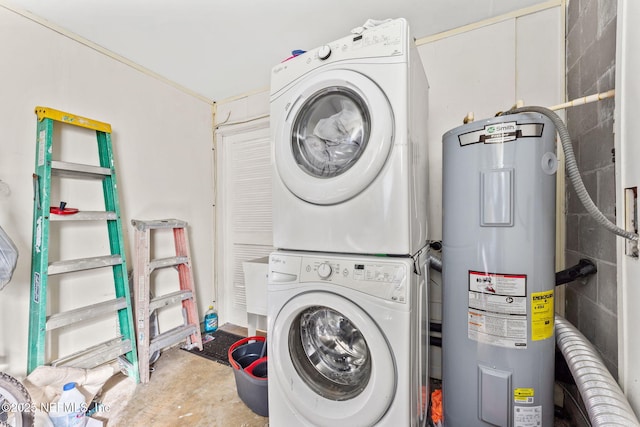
531 290 554 341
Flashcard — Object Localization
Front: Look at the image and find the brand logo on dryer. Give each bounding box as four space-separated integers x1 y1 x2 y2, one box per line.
270 255 286 265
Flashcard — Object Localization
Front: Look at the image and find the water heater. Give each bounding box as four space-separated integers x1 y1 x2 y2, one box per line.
442 113 557 426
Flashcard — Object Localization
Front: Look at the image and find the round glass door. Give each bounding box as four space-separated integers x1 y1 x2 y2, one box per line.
270 290 395 425
289 306 371 401
274 69 393 205
292 88 370 179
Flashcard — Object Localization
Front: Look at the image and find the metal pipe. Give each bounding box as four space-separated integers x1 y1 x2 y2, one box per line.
428 253 442 272
548 89 615 111
555 315 640 426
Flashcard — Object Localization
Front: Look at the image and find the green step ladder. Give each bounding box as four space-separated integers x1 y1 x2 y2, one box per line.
28 106 139 382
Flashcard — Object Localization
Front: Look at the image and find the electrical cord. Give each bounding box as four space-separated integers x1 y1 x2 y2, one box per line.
504 106 639 242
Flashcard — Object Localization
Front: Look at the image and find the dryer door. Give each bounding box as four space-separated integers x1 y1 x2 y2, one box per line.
274 69 393 205
271 290 395 426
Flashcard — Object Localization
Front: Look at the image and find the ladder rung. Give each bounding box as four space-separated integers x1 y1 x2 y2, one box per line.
50 211 118 221
149 290 194 312
51 160 112 180
46 298 128 330
149 324 197 354
117 355 136 378
131 218 187 231
52 337 132 369
48 255 122 275
149 256 189 271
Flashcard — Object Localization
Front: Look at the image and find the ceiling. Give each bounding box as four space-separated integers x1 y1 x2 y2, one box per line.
4 0 548 102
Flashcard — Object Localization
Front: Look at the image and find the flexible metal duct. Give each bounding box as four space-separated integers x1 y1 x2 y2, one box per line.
428 252 442 272
555 315 640 426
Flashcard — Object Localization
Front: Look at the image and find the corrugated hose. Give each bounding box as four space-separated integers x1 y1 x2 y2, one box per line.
556 315 640 426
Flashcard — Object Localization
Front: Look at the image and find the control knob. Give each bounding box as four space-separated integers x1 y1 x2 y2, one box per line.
318 45 332 60
317 262 333 279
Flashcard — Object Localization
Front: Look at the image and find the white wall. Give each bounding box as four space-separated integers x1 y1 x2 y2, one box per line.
616 0 640 413
417 6 564 240
0 7 214 377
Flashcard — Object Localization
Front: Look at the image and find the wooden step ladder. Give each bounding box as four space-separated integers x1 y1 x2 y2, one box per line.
131 219 203 383
28 106 139 382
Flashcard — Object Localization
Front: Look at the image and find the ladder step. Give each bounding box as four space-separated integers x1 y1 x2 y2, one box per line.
46 298 128 331
52 337 132 369
131 218 187 231
51 160 112 180
149 290 194 312
48 255 122 275
50 211 117 221
117 355 136 378
149 256 189 271
149 324 197 354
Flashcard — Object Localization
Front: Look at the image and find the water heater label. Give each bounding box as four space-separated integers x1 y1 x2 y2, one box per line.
531 290 554 340
467 271 528 348
514 405 542 427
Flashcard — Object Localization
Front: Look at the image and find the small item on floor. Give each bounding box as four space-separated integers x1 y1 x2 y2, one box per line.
183 329 243 365
181 342 200 351
228 336 268 417
202 333 214 343
431 388 443 427
24 364 115 426
48 382 86 427
203 304 219 333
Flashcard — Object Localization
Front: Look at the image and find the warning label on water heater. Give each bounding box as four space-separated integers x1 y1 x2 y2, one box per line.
467 271 528 349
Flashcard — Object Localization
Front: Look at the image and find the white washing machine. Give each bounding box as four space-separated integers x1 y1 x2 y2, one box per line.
270 18 429 256
267 250 429 426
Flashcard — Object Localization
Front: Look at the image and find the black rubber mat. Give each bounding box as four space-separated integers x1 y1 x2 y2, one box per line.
183 329 244 366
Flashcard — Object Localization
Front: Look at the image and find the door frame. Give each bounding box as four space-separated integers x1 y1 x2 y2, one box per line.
214 116 271 326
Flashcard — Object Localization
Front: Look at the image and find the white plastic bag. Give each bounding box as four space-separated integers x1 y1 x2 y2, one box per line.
0 225 18 290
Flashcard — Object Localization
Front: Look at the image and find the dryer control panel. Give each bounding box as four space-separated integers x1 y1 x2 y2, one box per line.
270 252 410 304
271 18 408 96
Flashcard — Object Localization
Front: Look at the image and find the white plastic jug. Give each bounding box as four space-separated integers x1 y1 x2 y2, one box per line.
48 382 87 427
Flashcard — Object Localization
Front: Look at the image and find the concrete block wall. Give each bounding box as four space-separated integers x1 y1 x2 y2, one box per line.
564 0 618 376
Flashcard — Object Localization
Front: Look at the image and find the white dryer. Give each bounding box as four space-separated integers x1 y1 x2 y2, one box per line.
270 18 429 256
267 250 429 426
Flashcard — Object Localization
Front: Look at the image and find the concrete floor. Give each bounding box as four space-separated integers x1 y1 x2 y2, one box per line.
88 327 574 427
94 350 573 427
93 350 574 427
95 331 269 426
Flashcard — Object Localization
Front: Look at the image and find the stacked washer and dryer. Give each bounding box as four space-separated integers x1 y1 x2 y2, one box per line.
268 18 432 426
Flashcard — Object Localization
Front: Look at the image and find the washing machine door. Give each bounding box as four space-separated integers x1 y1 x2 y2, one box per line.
271 290 396 426
274 69 393 205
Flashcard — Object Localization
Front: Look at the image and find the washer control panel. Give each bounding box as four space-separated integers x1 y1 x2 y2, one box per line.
296 256 409 303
